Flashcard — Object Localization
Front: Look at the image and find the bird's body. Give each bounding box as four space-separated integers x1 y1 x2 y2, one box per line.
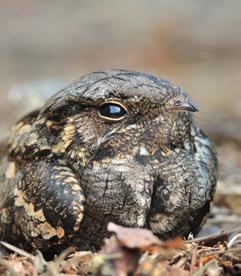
0 69 218 254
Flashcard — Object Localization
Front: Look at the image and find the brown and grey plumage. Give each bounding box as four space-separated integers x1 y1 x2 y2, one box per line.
0 69 218 255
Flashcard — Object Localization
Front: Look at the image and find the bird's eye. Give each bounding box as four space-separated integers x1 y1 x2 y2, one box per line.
99 102 127 121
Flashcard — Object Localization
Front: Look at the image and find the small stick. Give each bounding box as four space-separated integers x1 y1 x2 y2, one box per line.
186 227 241 246
0 241 34 260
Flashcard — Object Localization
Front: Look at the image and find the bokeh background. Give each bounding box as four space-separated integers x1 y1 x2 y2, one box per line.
1 0 241 230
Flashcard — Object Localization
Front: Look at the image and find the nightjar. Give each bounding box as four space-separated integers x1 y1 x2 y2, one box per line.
0 69 218 254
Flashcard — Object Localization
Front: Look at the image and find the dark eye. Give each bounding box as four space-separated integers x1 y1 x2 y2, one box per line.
99 102 127 121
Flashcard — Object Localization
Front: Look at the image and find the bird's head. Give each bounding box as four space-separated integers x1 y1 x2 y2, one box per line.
38 69 198 166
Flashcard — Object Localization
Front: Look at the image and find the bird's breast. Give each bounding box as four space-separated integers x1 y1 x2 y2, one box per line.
80 155 154 228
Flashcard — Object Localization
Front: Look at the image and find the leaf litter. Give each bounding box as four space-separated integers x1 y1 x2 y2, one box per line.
0 223 240 275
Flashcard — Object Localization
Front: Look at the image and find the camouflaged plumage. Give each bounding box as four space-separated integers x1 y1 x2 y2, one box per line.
0 69 218 255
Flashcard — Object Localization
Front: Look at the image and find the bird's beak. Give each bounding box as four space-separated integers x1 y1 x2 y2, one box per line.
171 99 199 112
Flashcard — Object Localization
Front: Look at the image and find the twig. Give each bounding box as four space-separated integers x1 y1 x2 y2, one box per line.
186 227 241 246
190 244 198 274
228 233 241 248
53 247 76 263
0 241 34 260
33 250 47 274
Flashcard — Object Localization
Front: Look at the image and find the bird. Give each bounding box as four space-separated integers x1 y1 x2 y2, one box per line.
0 69 218 255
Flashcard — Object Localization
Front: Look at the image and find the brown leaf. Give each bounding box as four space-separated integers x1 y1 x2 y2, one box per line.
107 222 185 252
107 222 162 250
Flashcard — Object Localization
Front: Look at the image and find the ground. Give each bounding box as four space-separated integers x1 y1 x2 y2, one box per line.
0 1 241 274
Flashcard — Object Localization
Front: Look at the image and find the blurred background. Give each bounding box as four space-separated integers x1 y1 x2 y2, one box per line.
0 0 241 231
